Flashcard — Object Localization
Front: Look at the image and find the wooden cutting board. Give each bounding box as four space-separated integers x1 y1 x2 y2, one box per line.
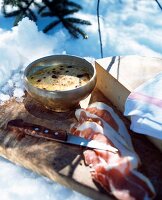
0 89 114 200
0 89 162 200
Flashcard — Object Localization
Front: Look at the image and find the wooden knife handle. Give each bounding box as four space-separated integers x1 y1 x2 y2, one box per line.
7 119 68 142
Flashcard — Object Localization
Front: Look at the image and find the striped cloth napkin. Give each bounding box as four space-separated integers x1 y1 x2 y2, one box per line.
124 72 162 139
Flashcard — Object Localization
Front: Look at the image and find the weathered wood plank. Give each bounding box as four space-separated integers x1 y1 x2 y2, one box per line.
0 89 162 200
0 91 114 200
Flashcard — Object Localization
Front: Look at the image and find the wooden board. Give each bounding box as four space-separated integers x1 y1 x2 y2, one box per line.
95 55 162 151
0 90 114 200
0 89 162 200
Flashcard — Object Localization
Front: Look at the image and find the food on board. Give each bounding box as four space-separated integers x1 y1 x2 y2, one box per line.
70 102 155 200
27 65 91 91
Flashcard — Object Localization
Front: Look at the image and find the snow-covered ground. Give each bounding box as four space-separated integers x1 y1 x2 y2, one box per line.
0 0 162 199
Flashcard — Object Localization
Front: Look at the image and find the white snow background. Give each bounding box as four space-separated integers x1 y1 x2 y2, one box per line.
0 0 162 199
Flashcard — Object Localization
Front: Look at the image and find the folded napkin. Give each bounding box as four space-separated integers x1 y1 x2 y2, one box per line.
124 72 162 139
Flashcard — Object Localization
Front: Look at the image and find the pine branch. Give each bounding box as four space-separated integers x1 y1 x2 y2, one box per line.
40 0 91 38
3 9 20 17
40 11 54 17
38 5 46 14
74 26 88 39
27 7 37 21
65 1 82 10
14 12 24 26
63 20 80 38
41 8 79 17
60 8 80 16
43 20 61 32
3 0 19 6
2 0 91 39
65 17 91 25
21 0 35 12
33 1 42 9
63 19 88 39
3 0 37 25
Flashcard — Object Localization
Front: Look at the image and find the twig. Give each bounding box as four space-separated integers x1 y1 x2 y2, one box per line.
97 0 103 58
155 0 162 10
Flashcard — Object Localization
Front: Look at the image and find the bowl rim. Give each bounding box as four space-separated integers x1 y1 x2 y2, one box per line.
24 54 96 94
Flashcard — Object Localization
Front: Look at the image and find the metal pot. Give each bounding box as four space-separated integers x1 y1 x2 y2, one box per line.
23 55 96 112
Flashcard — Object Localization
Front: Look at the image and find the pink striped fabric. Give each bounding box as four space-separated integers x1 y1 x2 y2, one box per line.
128 92 162 109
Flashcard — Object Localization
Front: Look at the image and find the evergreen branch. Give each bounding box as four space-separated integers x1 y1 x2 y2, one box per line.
2 0 90 39
3 0 36 24
41 8 79 17
14 12 24 25
3 0 19 6
33 1 41 8
65 1 82 10
25 0 35 11
38 5 46 14
65 17 91 25
73 26 88 39
15 0 34 16
63 19 88 39
3 9 20 17
43 20 61 33
16 0 35 24
41 0 51 8
62 20 79 38
41 11 54 17
27 8 37 21
66 26 79 38
58 8 80 17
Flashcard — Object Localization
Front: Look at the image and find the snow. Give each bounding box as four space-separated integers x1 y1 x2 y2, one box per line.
0 0 162 199
13 88 25 98
0 157 87 200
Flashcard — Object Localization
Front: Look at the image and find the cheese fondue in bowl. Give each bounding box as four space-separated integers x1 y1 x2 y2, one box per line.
27 64 91 91
24 55 96 112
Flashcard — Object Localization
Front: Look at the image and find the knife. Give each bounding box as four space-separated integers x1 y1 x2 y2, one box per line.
6 119 118 153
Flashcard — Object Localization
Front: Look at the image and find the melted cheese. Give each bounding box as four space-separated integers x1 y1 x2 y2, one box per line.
27 65 91 91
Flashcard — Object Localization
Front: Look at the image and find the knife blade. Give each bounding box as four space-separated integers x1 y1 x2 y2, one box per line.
7 119 118 153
